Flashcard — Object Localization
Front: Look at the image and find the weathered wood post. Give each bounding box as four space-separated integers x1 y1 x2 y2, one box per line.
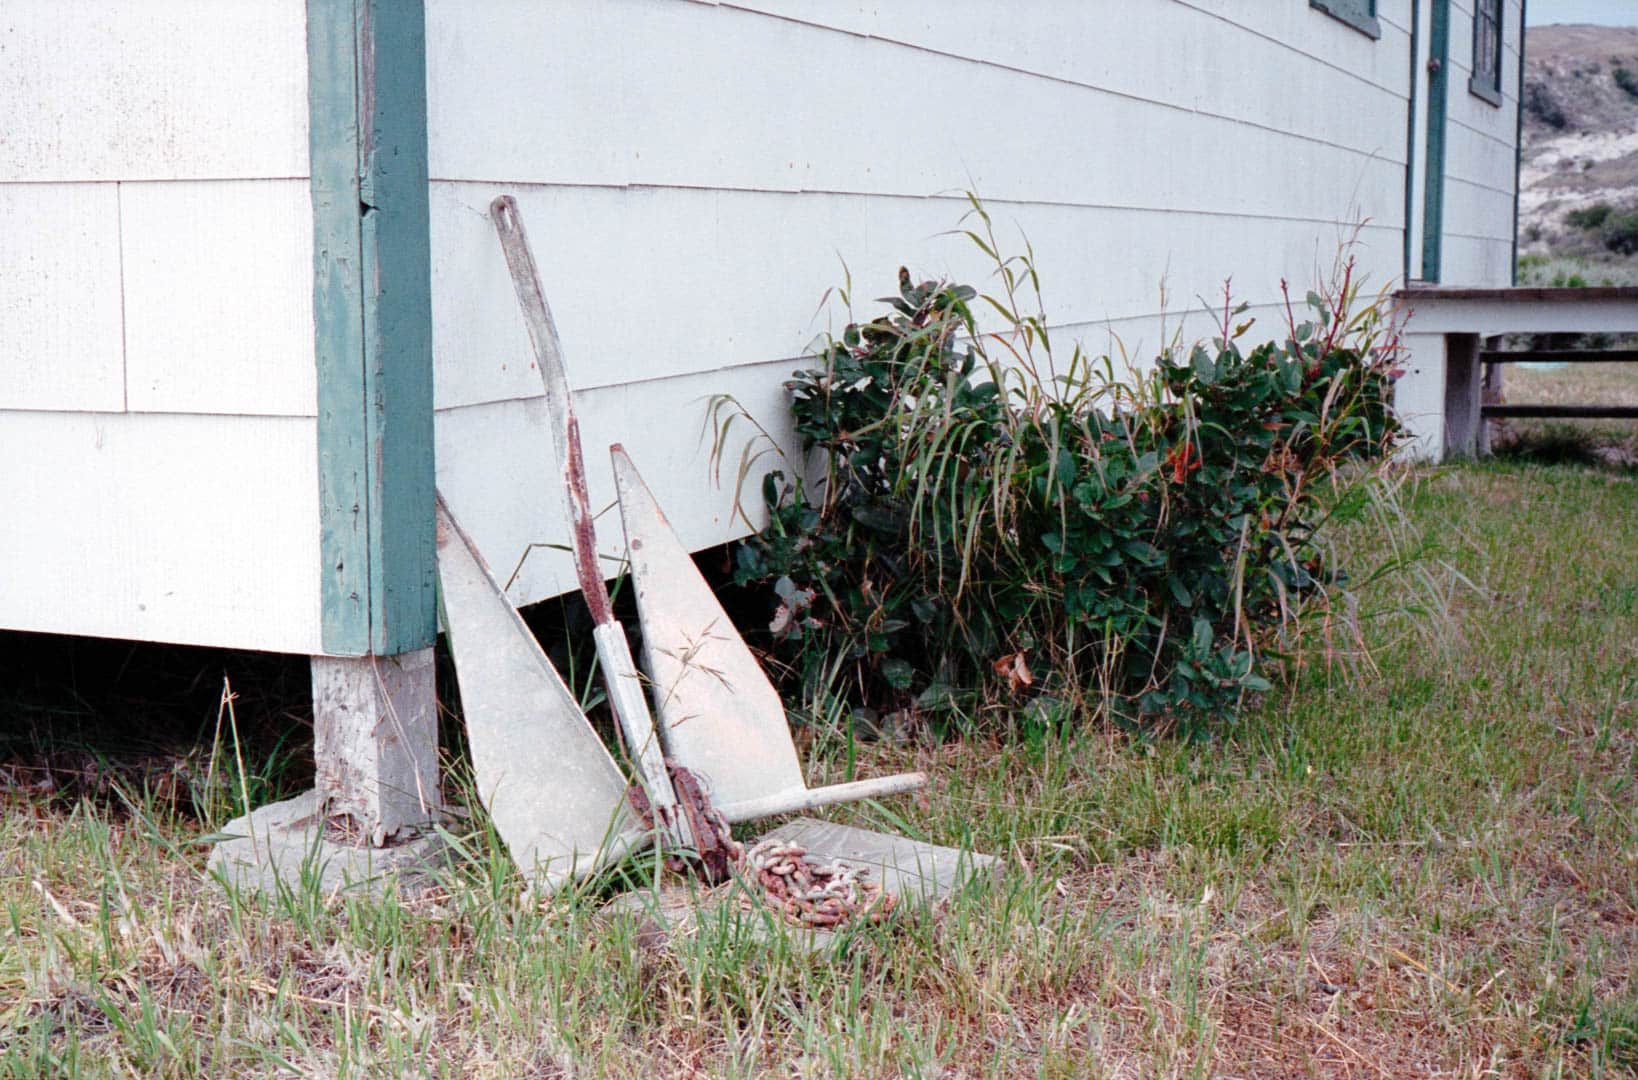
1441 332 1483 456
312 650 440 845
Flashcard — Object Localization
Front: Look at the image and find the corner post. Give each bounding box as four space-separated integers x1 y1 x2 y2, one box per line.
1394 331 1450 460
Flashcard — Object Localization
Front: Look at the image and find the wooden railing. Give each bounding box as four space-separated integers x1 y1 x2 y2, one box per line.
1388 285 1638 457
1479 348 1638 421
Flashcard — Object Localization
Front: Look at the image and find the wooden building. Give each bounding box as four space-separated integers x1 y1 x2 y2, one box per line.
1 1 1525 838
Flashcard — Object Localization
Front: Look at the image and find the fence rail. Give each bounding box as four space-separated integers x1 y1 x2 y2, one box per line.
1480 403 1638 420
1479 349 1638 365
1480 348 1635 423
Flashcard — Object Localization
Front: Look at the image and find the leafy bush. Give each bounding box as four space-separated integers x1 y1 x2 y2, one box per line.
1567 204 1612 231
1562 202 1638 256
1524 79 1568 129
1614 66 1638 101
730 210 1406 734
1601 210 1638 256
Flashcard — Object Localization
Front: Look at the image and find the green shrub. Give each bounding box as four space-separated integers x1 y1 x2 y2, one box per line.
730 210 1406 734
1614 66 1638 100
1525 80 1568 129
1602 210 1638 256
1567 204 1612 231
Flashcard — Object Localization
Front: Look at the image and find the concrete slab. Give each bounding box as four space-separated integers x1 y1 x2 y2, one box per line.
205 790 448 899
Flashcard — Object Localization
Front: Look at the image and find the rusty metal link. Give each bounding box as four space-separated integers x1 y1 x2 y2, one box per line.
630 772 898 931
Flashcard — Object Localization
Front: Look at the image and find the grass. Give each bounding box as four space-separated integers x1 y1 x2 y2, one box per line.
1495 359 1638 471
2 461 1636 1077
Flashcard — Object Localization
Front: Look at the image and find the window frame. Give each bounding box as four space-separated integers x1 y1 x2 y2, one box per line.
1310 0 1381 40
1468 0 1504 106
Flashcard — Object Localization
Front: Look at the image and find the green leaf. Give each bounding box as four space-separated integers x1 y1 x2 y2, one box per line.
1190 346 1217 384
880 658 915 690
1192 617 1214 654
1168 577 1193 606
1124 539 1163 564
851 504 900 534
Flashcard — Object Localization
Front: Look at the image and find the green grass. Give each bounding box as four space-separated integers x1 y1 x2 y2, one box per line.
3 461 1636 1077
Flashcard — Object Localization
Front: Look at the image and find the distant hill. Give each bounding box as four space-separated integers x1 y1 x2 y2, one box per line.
1518 24 1638 273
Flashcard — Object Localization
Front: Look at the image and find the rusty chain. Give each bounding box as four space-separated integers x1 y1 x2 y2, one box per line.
627 769 897 931
738 838 897 929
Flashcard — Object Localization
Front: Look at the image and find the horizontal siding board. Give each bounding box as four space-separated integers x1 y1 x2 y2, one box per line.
429 182 1403 410
1448 91 1519 147
0 0 310 183
0 183 125 412
1438 233 1513 286
122 180 317 415
0 411 323 652
709 0 1408 158
1177 0 1413 92
426 0 1407 211
1435 0 1518 288
1442 175 1516 239
435 371 793 610
1442 122 1516 187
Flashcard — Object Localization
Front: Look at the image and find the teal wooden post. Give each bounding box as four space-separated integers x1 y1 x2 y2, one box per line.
309 0 436 657
1421 0 1450 283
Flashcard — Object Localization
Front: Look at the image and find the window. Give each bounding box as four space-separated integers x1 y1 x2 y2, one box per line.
1469 0 1504 105
1310 0 1381 40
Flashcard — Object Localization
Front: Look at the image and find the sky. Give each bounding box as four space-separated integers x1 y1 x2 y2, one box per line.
1525 0 1638 27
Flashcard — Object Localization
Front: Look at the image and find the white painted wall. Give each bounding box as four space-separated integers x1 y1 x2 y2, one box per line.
424 0 1430 608
0 1 321 652
1 0 1525 649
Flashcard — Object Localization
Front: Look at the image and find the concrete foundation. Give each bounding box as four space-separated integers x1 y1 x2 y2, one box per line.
206 647 445 897
205 790 447 898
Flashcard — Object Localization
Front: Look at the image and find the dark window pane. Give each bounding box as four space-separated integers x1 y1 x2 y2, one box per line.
1469 0 1503 105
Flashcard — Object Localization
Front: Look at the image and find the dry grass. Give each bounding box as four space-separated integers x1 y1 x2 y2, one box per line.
2 460 1636 1077
1495 360 1638 469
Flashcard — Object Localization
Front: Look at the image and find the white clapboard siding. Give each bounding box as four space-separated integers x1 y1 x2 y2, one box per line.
425 0 1403 222
1444 119 1519 189
719 0 1410 155
0 184 126 412
1436 0 1522 287
1443 175 1518 235
1177 0 1413 82
122 180 317 416
0 0 309 183
0 412 323 654
1438 234 1514 287
436 301 1303 611
430 181 1403 410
